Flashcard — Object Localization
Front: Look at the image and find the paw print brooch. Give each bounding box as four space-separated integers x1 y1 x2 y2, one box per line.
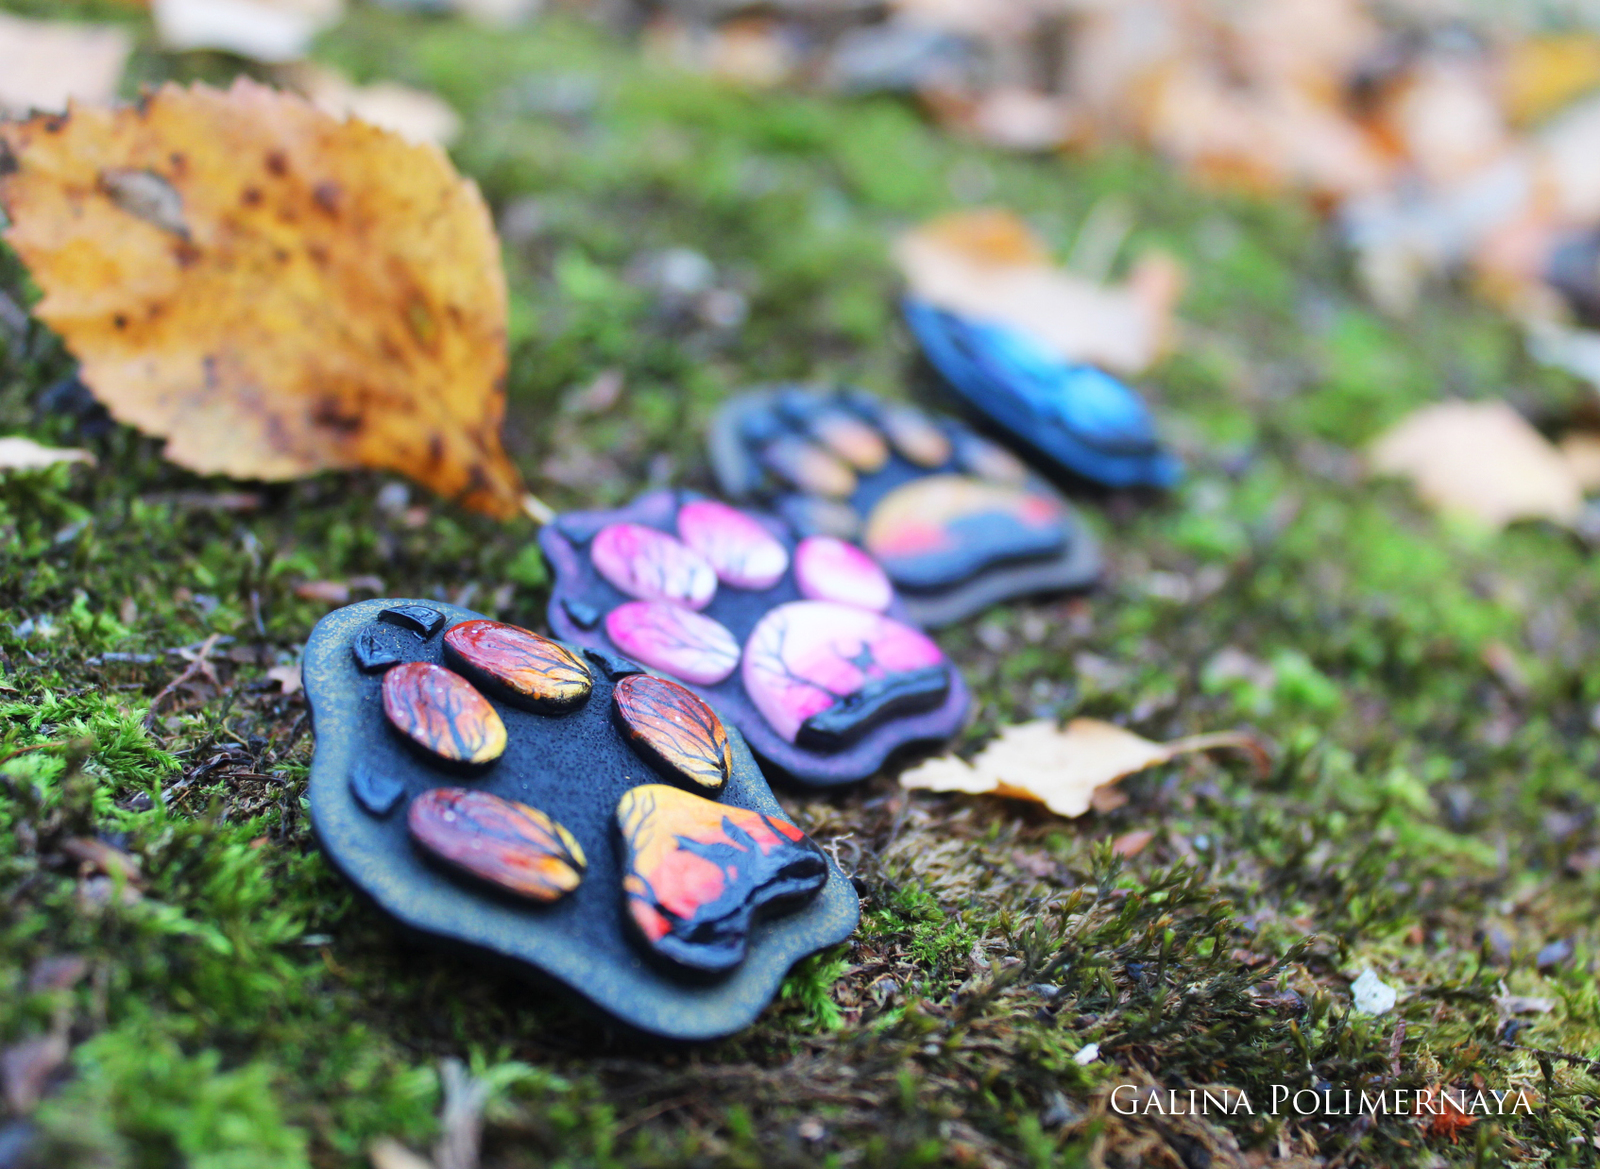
304 599 859 1040
707 384 1101 627
540 489 971 787
903 299 1181 491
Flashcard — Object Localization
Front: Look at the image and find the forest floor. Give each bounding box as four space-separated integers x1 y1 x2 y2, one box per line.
3 5 1600 1168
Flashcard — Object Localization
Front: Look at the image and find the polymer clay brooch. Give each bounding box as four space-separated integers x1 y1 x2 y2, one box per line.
903 299 1181 490
706 384 1101 627
304 599 859 1039
539 490 970 787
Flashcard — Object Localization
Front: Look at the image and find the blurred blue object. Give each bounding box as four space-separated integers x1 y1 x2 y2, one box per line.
904 298 1182 489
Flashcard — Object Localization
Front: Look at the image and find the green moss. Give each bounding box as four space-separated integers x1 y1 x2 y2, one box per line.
35 1024 312 1169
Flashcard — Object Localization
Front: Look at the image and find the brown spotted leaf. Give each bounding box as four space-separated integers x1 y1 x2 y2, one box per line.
0 78 523 517
613 673 732 792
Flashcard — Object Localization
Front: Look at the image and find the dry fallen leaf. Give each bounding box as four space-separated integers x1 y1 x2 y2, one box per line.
0 14 132 117
27 954 89 993
645 16 798 90
1526 318 1600 392
369 1137 435 1169
899 717 1266 818
153 0 343 63
454 0 542 26
1559 431 1600 491
1421 1085 1477 1143
1139 60 1393 201
1 1029 68 1114
1537 94 1600 227
1493 990 1554 1016
266 662 303 695
282 64 461 148
1111 829 1155 858
894 209 1182 374
1359 71 1600 318
644 0 1600 342
293 575 383 603
295 580 355 603
959 88 1083 152
0 437 95 472
705 18 797 88
61 837 143 885
1386 56 1511 189
1089 783 1128 814
1367 401 1583 529
0 79 524 517
889 0 1039 39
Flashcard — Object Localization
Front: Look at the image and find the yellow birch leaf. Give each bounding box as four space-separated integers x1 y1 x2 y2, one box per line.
899 717 1266 818
1504 34 1600 127
0 79 523 518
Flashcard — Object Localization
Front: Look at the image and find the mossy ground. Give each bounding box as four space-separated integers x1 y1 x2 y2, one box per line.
4 6 1600 1167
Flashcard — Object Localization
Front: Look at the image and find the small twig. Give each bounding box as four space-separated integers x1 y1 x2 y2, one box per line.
822 831 858 877
144 633 222 729
0 741 54 768
163 635 235 658
434 1059 490 1169
1163 730 1273 776
0 736 95 770
879 791 913 856
613 1094 703 1137
269 710 311 762
521 492 555 525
